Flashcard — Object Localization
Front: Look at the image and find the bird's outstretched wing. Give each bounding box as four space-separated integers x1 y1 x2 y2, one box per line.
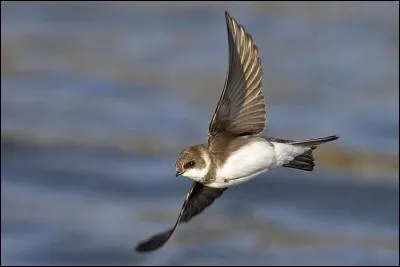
135 182 226 252
208 11 265 140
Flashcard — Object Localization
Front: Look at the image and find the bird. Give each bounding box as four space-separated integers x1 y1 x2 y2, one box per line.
135 10 338 252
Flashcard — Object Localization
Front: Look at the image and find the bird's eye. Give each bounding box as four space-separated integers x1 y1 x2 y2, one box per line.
185 161 195 168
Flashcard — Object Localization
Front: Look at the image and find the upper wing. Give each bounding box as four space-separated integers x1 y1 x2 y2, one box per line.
208 11 265 138
135 182 226 252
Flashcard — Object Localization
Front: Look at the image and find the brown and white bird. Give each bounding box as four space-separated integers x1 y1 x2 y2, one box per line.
135 11 338 252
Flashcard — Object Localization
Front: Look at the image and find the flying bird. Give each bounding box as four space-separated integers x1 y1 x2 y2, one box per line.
135 11 338 252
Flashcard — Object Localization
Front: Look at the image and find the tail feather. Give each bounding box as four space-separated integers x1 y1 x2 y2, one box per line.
271 135 339 172
283 150 315 171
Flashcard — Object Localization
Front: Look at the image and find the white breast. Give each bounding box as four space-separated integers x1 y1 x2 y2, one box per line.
183 167 208 182
215 141 275 186
208 140 310 188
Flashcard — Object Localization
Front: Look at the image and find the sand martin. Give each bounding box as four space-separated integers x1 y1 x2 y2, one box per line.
136 11 338 252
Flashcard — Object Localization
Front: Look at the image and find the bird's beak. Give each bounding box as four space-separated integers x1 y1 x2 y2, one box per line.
176 171 183 177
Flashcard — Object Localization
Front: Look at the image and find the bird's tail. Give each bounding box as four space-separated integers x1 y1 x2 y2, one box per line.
282 135 339 171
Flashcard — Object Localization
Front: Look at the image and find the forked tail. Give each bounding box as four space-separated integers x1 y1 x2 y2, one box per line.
280 135 339 171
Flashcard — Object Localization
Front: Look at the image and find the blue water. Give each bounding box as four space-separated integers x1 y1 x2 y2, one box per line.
1 2 399 265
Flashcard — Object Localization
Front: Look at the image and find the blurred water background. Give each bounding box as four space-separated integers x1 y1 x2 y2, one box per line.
1 1 399 265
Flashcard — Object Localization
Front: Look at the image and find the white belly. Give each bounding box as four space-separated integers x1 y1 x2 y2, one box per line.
208 140 309 188
210 141 274 188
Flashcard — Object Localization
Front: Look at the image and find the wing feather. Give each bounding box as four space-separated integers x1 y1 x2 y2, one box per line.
135 182 226 252
209 11 266 138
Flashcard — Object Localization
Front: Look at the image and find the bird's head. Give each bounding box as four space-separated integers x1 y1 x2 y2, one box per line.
175 145 210 181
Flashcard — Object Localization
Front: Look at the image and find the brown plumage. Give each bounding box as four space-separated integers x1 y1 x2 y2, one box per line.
135 11 339 253
208 11 265 139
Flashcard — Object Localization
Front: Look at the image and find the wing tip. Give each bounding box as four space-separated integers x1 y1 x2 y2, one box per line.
135 243 151 253
224 10 258 53
135 241 154 253
225 10 236 29
225 10 231 19
135 228 175 253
